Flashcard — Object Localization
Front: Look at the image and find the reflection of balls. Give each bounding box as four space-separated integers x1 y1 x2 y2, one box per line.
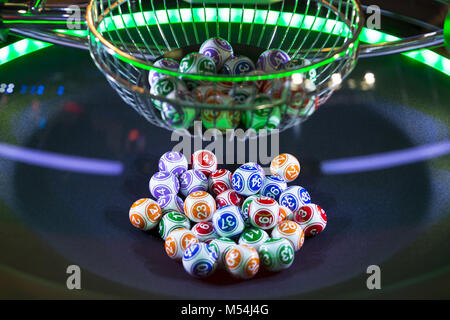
260 175 288 201
278 205 294 223
258 238 295 272
160 93 199 130
270 153 301 182
248 196 279 230
179 52 216 90
279 186 311 214
229 84 256 105
222 56 255 75
208 169 233 196
129 198 162 231
149 171 180 199
165 228 199 260
238 228 270 251
212 205 245 238
209 237 235 268
201 94 240 130
159 211 191 240
150 77 187 110
216 189 245 208
240 194 263 226
148 58 180 87
184 191 216 222
231 163 264 196
191 221 218 243
158 151 188 177
224 244 260 280
199 37 234 70
191 150 218 177
182 243 218 278
241 96 281 131
179 169 208 197
271 220 305 252
257 49 290 72
294 204 327 237
157 194 184 214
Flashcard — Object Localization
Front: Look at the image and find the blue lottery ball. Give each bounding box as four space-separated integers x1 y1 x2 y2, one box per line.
212 205 245 238
260 175 288 201
279 186 311 214
182 242 218 278
222 56 255 75
231 163 264 196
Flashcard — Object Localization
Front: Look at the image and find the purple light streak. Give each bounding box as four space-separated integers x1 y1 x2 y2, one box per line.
321 141 450 175
0 142 123 176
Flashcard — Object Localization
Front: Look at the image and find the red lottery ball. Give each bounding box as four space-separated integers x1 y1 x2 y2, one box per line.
191 221 219 243
294 204 327 237
191 149 218 177
248 196 279 230
216 189 245 208
208 169 233 196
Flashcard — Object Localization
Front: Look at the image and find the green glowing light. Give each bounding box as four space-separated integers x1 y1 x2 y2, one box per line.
0 8 448 77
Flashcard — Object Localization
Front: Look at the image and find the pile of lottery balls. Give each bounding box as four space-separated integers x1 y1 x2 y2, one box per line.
129 150 327 280
148 37 317 131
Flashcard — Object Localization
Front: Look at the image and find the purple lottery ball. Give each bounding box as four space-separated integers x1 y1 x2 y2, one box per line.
200 37 233 70
257 49 290 72
158 151 188 177
179 169 208 197
149 171 180 199
157 194 185 213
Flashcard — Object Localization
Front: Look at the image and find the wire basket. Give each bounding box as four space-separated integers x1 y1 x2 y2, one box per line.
87 0 364 134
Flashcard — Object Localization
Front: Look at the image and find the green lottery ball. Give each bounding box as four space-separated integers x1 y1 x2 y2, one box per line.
150 77 187 110
240 194 263 226
258 238 295 272
238 228 270 251
209 237 236 268
179 52 216 90
159 211 191 240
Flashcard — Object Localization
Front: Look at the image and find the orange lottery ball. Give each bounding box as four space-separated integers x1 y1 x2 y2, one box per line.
270 153 300 182
129 198 162 231
184 191 216 222
271 220 305 252
165 228 199 261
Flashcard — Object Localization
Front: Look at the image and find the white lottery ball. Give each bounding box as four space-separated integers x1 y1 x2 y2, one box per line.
231 163 264 196
164 228 199 261
279 185 312 214
179 169 208 197
149 171 180 199
224 244 260 280
184 191 216 222
129 198 162 231
182 242 218 278
199 37 234 71
271 220 305 252
158 151 188 177
157 194 184 214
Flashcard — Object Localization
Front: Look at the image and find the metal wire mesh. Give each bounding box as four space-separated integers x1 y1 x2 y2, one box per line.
87 0 363 134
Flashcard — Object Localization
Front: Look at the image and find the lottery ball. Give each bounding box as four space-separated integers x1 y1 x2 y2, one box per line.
278 205 294 222
157 194 184 214
279 186 311 214
158 151 188 177
159 211 191 240
231 163 264 196
216 189 245 208
164 228 199 261
229 84 256 105
191 221 218 243
271 220 305 252
258 238 295 272
212 205 245 238
209 237 235 268
148 58 180 87
224 244 260 280
179 52 216 90
160 95 199 130
191 149 218 177
260 175 288 201
248 196 279 230
150 77 187 110
222 56 255 75
199 37 234 71
241 194 263 226
208 169 233 196
182 242 218 278
179 169 208 197
257 49 290 72
270 153 301 182
238 228 270 251
129 198 162 231
149 171 180 199
184 191 216 222
294 204 327 237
